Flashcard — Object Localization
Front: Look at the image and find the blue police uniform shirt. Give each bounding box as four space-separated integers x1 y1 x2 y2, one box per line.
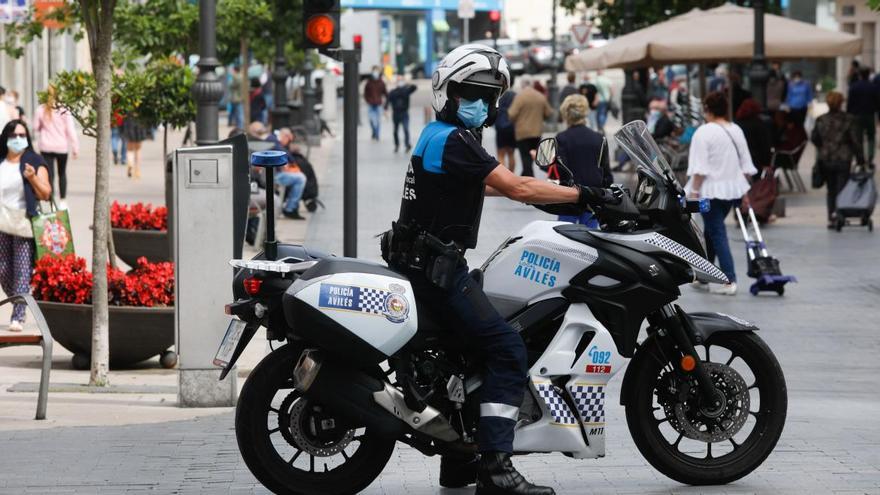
398 121 499 248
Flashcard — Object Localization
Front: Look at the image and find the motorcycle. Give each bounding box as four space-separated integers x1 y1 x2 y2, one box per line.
215 121 787 495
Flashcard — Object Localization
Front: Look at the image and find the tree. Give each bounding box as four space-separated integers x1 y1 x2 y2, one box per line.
113 0 198 59
560 0 782 38
135 57 197 160
217 0 272 125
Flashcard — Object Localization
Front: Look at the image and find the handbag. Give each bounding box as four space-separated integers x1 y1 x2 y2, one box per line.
0 204 34 238
811 160 826 189
745 167 779 223
31 199 75 260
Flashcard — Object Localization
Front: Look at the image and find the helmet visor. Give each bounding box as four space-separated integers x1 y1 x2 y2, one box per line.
454 81 501 104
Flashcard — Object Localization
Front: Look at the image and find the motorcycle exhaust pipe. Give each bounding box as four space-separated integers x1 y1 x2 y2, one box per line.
293 349 459 442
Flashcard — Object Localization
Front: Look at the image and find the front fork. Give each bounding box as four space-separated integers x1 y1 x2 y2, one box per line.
654 304 718 404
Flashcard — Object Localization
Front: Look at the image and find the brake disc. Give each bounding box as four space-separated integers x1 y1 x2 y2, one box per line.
672 362 750 443
286 399 355 457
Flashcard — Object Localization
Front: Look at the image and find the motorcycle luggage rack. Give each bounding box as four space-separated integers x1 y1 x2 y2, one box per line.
250 150 289 260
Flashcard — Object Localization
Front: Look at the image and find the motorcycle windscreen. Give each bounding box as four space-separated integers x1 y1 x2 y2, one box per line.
614 120 680 188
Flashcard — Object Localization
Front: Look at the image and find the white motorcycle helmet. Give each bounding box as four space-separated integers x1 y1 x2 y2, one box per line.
431 44 510 127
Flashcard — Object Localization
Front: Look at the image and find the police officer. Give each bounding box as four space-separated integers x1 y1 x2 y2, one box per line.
383 45 617 495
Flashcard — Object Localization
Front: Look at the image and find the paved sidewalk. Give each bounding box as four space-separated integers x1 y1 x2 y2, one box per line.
1 101 879 493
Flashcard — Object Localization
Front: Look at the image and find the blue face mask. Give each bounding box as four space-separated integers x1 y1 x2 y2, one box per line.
457 98 489 128
6 137 27 154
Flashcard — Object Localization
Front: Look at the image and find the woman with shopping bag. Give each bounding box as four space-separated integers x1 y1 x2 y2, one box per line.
0 120 51 331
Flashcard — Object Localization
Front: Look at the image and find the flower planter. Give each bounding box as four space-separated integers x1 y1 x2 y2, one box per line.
36 301 176 369
112 228 171 267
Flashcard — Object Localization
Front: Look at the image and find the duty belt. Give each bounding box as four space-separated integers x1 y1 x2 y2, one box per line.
381 221 464 289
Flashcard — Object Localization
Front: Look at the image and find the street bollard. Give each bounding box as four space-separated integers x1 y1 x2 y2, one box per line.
174 144 238 407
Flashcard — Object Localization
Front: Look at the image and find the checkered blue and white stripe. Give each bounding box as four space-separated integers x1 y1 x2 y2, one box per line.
535 383 578 425
569 385 605 424
358 288 388 315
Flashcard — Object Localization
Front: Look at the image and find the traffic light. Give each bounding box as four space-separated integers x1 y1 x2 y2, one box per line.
303 0 340 50
489 10 501 40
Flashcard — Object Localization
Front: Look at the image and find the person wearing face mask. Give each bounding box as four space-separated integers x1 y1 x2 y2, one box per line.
363 65 388 141
0 120 51 332
384 45 618 495
385 75 418 153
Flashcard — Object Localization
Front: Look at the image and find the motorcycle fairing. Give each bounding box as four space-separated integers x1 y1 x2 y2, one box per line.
512 304 623 458
285 258 419 360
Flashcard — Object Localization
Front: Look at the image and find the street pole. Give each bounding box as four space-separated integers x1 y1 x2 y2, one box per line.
620 0 644 124
303 51 321 146
271 37 291 131
193 0 223 145
548 0 559 130
341 49 361 258
464 18 470 44
748 0 769 110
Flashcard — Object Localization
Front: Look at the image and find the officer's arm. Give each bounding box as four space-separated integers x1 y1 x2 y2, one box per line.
484 164 579 204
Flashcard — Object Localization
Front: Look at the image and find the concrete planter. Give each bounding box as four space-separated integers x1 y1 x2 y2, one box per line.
36 301 176 369
112 228 170 267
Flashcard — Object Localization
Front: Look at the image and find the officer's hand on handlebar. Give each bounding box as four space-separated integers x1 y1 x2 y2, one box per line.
576 185 624 208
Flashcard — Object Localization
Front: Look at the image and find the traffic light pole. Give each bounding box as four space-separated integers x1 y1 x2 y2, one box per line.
330 48 361 258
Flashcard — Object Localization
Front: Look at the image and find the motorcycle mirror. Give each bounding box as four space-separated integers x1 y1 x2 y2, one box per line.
534 137 558 170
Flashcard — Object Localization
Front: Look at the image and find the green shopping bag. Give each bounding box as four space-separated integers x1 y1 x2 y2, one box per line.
31 200 75 260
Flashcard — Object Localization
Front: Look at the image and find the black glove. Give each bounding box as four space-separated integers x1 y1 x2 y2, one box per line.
576 185 623 207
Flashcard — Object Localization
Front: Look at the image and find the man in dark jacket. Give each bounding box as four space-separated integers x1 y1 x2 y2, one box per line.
847 66 878 164
385 76 418 153
364 66 387 141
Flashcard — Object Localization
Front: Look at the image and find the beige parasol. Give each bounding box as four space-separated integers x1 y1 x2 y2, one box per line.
565 4 861 71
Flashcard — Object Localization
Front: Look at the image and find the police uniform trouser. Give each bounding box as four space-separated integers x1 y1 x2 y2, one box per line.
408 264 528 453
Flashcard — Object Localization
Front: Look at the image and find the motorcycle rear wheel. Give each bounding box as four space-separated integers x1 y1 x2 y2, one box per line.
236 344 395 495
626 332 787 485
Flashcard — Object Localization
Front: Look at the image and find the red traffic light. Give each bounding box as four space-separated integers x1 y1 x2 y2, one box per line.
305 14 335 46
489 10 500 22
353 34 362 50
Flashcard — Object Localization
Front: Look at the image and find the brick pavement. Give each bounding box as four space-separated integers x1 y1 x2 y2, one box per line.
1 102 879 493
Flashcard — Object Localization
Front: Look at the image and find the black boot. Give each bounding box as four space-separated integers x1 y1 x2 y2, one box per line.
439 455 478 488
475 452 555 495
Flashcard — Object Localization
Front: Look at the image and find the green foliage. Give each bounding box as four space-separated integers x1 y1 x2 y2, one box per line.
38 69 151 138
870 0 880 11
136 58 196 129
0 2 81 58
561 0 782 38
216 0 273 65
113 0 199 59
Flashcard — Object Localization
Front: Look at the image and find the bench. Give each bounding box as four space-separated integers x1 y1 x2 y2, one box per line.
0 294 53 420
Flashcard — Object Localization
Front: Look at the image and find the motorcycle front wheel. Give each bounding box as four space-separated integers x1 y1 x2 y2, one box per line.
235 344 395 495
626 331 787 485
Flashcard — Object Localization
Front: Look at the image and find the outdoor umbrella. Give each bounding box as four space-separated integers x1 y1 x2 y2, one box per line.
565 4 861 71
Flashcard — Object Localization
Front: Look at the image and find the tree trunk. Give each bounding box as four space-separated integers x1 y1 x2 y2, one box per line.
80 0 117 387
241 37 250 126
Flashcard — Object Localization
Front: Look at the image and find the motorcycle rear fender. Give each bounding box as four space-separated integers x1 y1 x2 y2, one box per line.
618 311 758 406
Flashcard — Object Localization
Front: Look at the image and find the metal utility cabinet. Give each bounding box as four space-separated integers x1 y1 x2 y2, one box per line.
174 145 237 407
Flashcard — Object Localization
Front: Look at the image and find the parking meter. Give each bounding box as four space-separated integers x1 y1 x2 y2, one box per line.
174 144 238 407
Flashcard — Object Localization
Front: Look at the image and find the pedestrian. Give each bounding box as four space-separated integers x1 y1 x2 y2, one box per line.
122 117 152 180
34 85 79 205
555 94 612 228
364 65 387 141
847 66 877 164
261 74 273 124
508 77 553 176
686 91 757 296
811 91 864 228
577 79 599 129
594 70 613 131
647 98 675 140
766 62 787 113
847 59 861 86
228 66 243 129
385 76 417 153
275 128 308 220
0 120 52 332
729 72 752 116
111 115 126 167
494 82 517 172
558 71 578 104
785 70 813 126
5 91 24 123
735 98 773 172
649 68 669 102
249 78 266 124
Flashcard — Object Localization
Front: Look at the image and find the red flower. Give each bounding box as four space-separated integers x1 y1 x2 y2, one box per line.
110 201 168 231
32 254 174 307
